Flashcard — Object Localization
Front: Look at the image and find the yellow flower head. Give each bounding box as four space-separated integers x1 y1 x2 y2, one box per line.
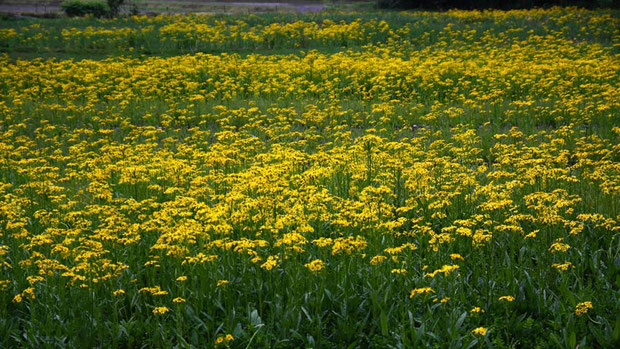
214 334 234 347
304 259 324 272
470 307 485 315
450 253 464 261
22 287 35 300
472 327 488 336
425 264 460 278
139 286 168 296
370 255 387 265
152 306 170 315
549 239 570 253
499 295 515 302
552 262 573 271
575 301 592 316
409 287 434 298
260 255 279 270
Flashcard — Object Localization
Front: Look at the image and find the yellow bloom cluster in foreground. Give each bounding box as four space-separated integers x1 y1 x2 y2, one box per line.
575 301 593 316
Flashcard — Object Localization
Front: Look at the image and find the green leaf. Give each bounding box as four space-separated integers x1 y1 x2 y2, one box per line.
380 310 389 337
346 340 359 349
465 339 479 349
250 309 262 327
568 330 576 349
455 311 468 330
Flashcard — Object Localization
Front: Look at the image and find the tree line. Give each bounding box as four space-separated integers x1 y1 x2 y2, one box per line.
376 0 619 10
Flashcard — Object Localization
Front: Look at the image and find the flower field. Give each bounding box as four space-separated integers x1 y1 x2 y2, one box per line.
1 7 619 348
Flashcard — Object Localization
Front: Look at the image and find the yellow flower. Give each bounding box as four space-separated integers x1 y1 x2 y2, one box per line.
113 289 125 296
409 287 434 298
173 297 186 303
391 268 407 275
139 286 168 296
331 236 367 255
425 264 460 278
304 259 324 272
152 306 170 315
12 294 22 303
26 276 44 285
472 327 488 336
549 239 570 253
214 334 234 347
575 301 592 316
470 307 485 315
450 253 464 261
260 255 279 270
217 280 230 287
498 295 515 302
552 262 573 271
176 276 188 282
22 287 35 300
312 237 333 247
370 255 387 265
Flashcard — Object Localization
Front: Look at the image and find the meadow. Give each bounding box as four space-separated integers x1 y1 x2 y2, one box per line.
0 6 619 348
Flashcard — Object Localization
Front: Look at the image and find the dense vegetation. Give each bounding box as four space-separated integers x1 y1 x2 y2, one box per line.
377 0 619 10
0 6 619 348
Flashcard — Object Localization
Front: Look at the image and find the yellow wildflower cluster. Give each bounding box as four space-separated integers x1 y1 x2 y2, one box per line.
216 280 230 287
549 239 571 253
214 334 234 347
0 6 618 347
410 287 435 298
425 264 460 278
470 307 485 315
552 262 573 271
331 236 367 255
472 327 488 336
152 306 170 315
370 255 388 265
575 301 593 316
260 255 279 271
304 259 324 272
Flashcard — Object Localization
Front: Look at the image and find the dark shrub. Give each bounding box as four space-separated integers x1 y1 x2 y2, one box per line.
61 0 110 18
107 0 125 17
